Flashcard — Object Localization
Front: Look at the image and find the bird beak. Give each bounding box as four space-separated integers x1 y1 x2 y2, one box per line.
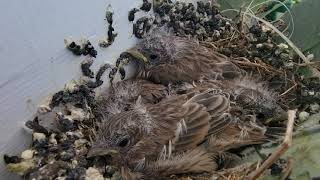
87 147 119 158
125 48 149 64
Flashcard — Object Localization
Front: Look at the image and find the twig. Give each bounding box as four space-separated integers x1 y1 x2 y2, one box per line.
231 58 282 73
279 82 297 97
247 109 297 180
231 59 269 69
238 7 244 35
228 31 237 46
296 61 320 66
215 36 233 44
200 41 218 50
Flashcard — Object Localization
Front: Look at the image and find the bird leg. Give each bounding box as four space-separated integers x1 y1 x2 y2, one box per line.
246 109 296 180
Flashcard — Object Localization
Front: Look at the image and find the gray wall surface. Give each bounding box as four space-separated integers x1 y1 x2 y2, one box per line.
0 0 140 178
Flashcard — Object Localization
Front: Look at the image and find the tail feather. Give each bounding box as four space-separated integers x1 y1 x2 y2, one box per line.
144 148 218 177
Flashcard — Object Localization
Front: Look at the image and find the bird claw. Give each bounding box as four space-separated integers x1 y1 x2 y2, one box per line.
119 67 126 80
116 50 148 68
112 49 149 82
85 63 114 88
108 67 118 84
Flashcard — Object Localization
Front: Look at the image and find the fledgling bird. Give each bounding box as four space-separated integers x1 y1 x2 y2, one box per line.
116 31 243 84
174 76 286 122
88 88 277 179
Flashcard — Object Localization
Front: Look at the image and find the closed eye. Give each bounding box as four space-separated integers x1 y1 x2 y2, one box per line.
149 54 158 60
118 138 130 147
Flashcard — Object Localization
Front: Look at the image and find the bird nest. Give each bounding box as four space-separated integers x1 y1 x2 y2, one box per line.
3 0 320 180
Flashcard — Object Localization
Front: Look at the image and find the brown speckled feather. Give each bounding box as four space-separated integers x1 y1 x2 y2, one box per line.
173 101 210 152
147 95 190 145
173 91 230 152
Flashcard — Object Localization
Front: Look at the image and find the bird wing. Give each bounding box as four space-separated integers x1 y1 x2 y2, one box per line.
173 86 233 149
146 92 213 154
173 101 211 152
169 90 231 153
147 95 190 145
206 95 232 136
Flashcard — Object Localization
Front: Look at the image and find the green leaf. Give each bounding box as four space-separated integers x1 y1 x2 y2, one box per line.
259 0 294 21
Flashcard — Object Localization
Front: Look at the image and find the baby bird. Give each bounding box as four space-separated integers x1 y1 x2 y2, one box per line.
116 31 242 84
88 88 276 179
175 76 286 121
171 77 286 152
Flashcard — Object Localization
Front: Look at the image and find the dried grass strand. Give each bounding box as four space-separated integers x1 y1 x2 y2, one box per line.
246 109 296 179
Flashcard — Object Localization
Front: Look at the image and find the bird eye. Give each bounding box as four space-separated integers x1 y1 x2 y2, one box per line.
149 54 158 60
118 138 130 147
257 113 265 119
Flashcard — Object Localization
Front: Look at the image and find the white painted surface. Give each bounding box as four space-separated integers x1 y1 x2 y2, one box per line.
0 0 140 178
